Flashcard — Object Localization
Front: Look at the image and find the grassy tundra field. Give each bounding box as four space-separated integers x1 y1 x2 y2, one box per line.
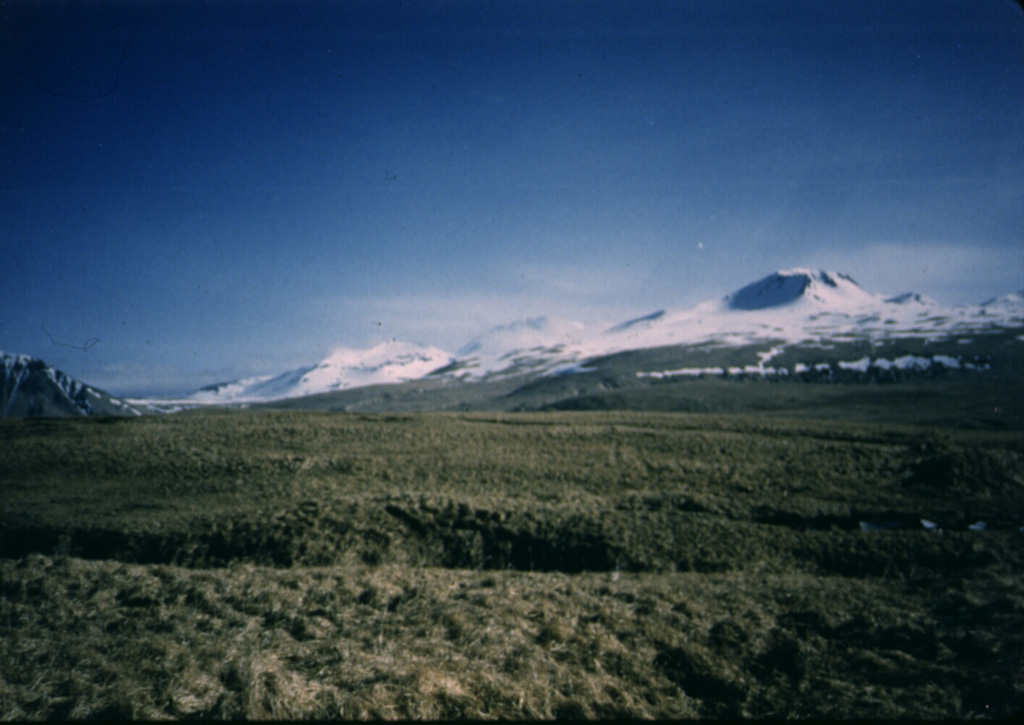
1 407 1023 718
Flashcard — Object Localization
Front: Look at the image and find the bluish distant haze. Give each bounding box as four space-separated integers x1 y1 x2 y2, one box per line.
2 0 1022 396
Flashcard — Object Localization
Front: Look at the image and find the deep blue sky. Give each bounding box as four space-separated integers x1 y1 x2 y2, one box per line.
2 0 1022 396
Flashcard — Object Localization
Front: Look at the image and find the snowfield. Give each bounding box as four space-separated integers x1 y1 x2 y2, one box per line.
188 340 455 404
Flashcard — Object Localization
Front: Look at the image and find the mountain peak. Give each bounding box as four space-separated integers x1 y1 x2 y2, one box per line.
1 350 139 417
725 269 874 311
981 291 1024 308
885 292 937 306
189 340 453 403
457 316 587 358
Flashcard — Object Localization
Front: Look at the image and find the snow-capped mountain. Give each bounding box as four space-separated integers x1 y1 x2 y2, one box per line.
724 269 877 311
189 340 454 403
171 267 1022 407
443 316 590 379
432 268 1024 382
8 269 1016 414
980 291 1024 310
0 351 141 417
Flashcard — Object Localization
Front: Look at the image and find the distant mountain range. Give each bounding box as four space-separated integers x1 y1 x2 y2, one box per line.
430 268 1022 382
176 268 1024 406
4 268 1023 416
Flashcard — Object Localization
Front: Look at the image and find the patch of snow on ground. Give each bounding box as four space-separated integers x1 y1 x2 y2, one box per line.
638 354 991 380
756 346 785 373
125 398 206 414
838 357 872 372
892 355 932 370
637 367 725 379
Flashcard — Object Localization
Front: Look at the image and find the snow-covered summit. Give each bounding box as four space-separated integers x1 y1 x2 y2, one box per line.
300 339 453 392
189 340 453 403
981 291 1024 309
1 352 34 376
725 269 877 311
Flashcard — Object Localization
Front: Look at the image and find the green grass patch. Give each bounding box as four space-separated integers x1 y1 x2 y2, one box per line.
1 410 1022 718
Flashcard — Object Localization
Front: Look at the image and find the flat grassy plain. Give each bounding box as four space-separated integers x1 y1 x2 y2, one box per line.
1 405 1022 718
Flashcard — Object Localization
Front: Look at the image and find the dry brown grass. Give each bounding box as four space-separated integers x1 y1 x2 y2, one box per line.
2 553 1022 719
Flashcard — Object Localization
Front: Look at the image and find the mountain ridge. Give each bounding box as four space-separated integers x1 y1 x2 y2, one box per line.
1 351 141 418
188 339 454 404
181 267 1024 404
5 268 1022 414
724 269 875 311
